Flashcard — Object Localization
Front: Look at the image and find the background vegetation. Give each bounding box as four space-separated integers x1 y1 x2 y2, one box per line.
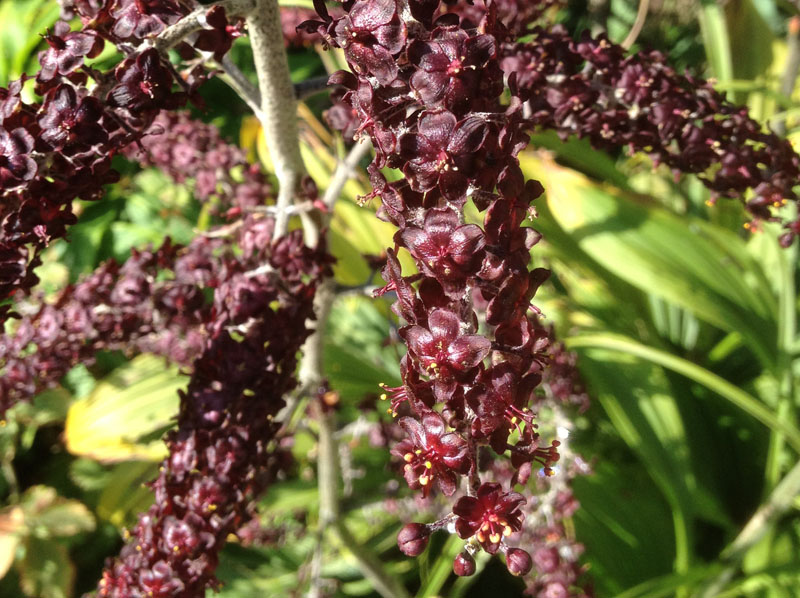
1 0 799 597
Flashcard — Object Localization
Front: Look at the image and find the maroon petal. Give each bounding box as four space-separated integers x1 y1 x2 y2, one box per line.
447 335 491 371
427 308 460 342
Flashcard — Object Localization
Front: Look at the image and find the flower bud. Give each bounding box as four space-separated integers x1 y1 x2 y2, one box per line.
453 552 476 577
506 547 532 576
397 523 430 556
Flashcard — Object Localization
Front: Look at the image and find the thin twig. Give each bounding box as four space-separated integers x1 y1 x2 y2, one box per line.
294 75 334 100
621 0 649 50
321 140 373 209
217 55 263 118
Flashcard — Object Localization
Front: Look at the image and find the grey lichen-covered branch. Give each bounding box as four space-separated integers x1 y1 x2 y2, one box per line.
246 0 306 237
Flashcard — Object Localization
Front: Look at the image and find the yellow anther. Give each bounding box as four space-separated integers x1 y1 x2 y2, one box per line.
503 525 513 537
419 475 429 486
489 533 501 544
207 503 217 511
510 416 518 424
424 460 432 469
476 531 486 543
415 449 422 455
481 522 491 531
404 453 414 462
380 393 388 400
173 546 180 552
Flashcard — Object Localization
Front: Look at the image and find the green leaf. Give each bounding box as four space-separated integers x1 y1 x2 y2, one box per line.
567 333 800 454
64 355 184 462
417 535 462 598
574 350 696 580
573 461 677 595
28 500 95 539
69 459 112 493
698 0 733 83
0 506 24 580
530 159 779 367
96 461 157 527
18 537 74 598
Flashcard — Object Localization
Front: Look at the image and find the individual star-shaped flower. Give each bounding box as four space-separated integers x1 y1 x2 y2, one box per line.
453 482 525 554
403 308 491 402
391 411 470 496
399 110 487 202
398 208 485 298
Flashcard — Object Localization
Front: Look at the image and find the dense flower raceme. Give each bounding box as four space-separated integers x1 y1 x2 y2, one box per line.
125 111 273 214
0 0 248 324
0 240 212 416
302 0 578 576
497 25 800 244
307 0 800 580
1 103 287 416
385 316 593 595
98 219 331 598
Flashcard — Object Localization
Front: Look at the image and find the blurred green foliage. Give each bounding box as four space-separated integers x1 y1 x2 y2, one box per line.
1 0 800 597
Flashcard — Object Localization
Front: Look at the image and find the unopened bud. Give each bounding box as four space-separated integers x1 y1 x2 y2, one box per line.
453 552 476 577
397 523 430 556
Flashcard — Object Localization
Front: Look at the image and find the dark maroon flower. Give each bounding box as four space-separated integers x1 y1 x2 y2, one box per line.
335 0 406 84
466 364 541 453
0 127 37 188
107 49 180 114
403 308 491 401
453 482 525 553
37 21 103 85
392 411 470 496
509 435 561 475
398 208 485 297
111 0 181 40
397 522 430 556
399 110 487 201
409 29 499 111
38 85 108 151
